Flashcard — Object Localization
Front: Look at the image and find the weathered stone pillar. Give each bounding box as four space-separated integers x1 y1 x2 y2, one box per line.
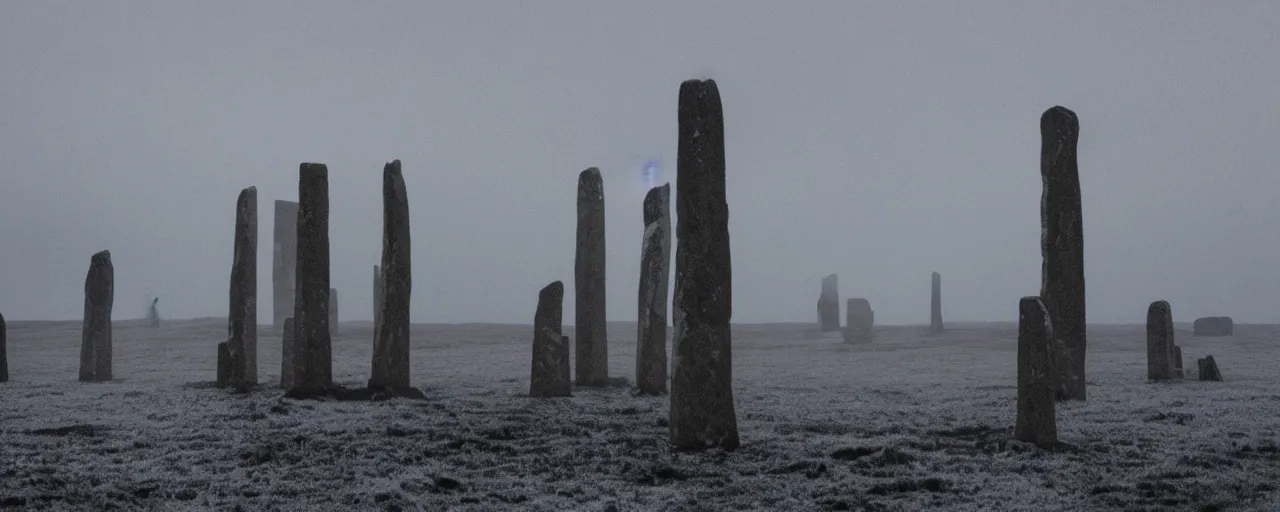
228 186 258 387
637 183 671 395
372 265 384 342
273 200 299 327
0 312 7 383
817 274 839 332
1015 296 1057 447
1198 356 1222 381
1172 345 1184 379
289 163 333 394
1146 300 1174 381
575 167 608 386
328 288 339 337
1040 105 1087 401
669 78 739 451
930 272 944 333
844 298 874 343
370 160 413 391
279 317 295 389
531 281 571 397
80 250 113 382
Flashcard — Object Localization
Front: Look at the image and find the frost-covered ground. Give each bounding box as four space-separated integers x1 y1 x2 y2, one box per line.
2 318 1278 511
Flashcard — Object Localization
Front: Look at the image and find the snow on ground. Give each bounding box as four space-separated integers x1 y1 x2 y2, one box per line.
1 318 1278 511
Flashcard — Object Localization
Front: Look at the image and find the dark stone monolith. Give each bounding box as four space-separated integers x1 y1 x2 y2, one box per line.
575 167 608 387
1172 345 1184 379
1198 356 1223 381
279 317 295 389
669 78 739 452
273 200 299 327
637 184 671 395
228 186 258 387
531 281 571 397
930 272 944 333
370 160 413 392
1193 317 1233 337
817 274 840 332
289 163 333 394
80 250 113 382
216 341 231 388
372 265 384 342
1015 296 1058 447
0 312 7 383
844 298 874 343
1040 105 1087 401
329 288 339 338
1146 301 1175 381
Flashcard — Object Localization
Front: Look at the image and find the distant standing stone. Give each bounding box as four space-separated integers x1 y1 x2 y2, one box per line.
531 281 571 397
1040 105 1087 401
216 341 231 388
669 78 739 451
273 200 299 327
637 183 671 395
1198 355 1223 382
80 250 114 382
844 298 874 343
930 272 944 333
0 312 7 383
1193 316 1233 337
1172 345 1184 379
817 274 840 332
370 160 413 392
228 186 258 387
1146 300 1175 381
290 163 333 394
1015 296 1057 447
279 317 295 389
575 167 609 386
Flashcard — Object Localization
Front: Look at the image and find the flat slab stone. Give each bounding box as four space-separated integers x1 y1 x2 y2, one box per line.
1193 317 1233 337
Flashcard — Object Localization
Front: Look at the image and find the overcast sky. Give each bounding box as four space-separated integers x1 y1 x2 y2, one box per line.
1 1 1278 325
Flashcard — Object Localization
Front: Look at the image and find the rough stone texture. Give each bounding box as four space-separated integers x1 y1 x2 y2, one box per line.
1015 296 1058 447
817 274 840 332
844 298 874 343
637 183 671 395
370 160 413 391
328 288 339 338
279 317 295 389
272 200 299 327
373 265 384 344
228 186 258 387
1040 105 1087 401
290 163 333 394
0 311 7 383
669 78 739 452
1198 355 1223 381
216 341 231 388
1172 345 1184 379
930 272 944 333
1193 317 1233 337
79 250 113 382
1146 300 1175 381
575 167 609 387
531 281 572 397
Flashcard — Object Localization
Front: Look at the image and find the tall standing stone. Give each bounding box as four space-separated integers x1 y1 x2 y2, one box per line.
669 78 739 451
531 281 571 397
329 288 339 338
216 341 231 388
637 183 671 395
79 250 113 382
0 312 7 383
930 272 944 333
844 298 874 343
1040 105 1087 401
1015 296 1058 447
273 200 299 327
817 274 840 332
372 265 384 342
370 160 413 391
290 163 332 394
228 186 258 387
1146 300 1175 381
279 317 295 389
575 167 608 386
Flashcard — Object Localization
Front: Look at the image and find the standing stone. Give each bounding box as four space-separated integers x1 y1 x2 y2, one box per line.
370 160 413 391
372 265 384 343
273 200 299 327
669 78 739 451
930 272 944 333
817 274 840 332
148 297 160 328
279 317 295 389
1172 345 1184 379
1146 300 1175 381
1015 296 1058 447
228 186 258 387
216 341 231 388
0 312 7 383
575 167 608 386
329 288 339 338
79 250 114 382
531 281 572 397
1193 316 1233 337
1040 105 1087 401
1198 356 1223 381
844 298 874 343
637 183 671 395
289 163 333 394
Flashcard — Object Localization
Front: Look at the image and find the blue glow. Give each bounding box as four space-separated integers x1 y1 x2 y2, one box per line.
641 159 660 189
